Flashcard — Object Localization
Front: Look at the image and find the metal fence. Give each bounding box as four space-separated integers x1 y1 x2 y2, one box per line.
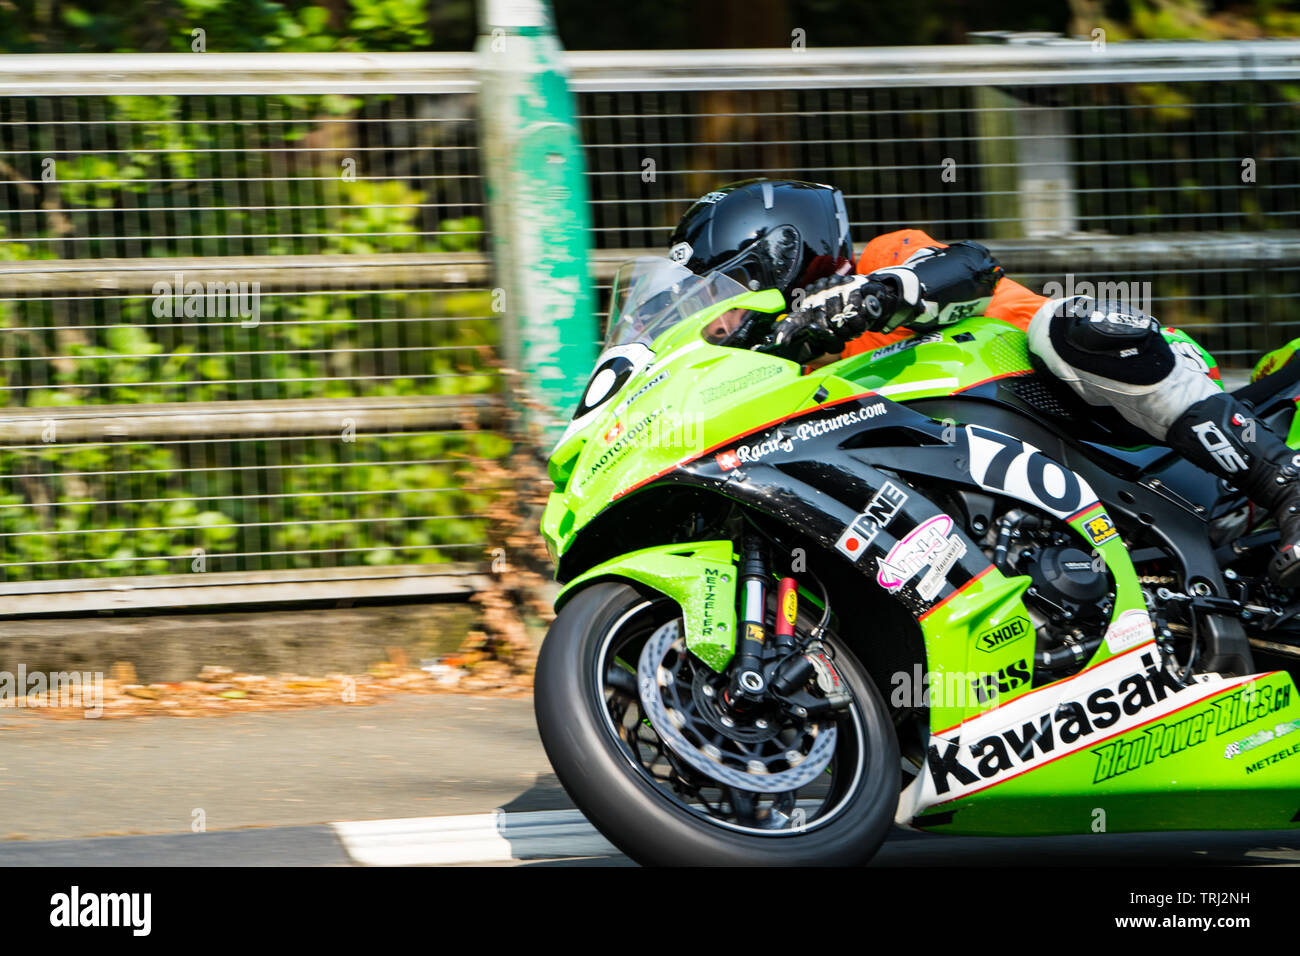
1 40 1298 609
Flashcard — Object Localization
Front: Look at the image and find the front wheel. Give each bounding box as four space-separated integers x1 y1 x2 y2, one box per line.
534 581 900 866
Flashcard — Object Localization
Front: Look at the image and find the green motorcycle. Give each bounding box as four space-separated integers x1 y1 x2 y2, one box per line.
533 256 1300 866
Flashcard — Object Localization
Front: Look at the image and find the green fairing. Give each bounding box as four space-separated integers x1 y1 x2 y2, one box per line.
1252 336 1300 448
555 540 738 672
544 288 1300 836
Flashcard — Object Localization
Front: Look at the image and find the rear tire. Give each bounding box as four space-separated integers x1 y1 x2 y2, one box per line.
534 581 900 866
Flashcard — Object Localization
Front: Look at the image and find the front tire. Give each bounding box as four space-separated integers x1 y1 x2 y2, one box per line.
534 581 900 866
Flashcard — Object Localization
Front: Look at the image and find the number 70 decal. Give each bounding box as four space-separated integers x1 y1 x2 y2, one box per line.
964 425 1100 520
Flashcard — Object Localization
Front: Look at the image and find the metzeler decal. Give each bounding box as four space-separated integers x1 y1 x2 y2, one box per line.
835 481 909 561
699 565 724 639
1244 740 1300 775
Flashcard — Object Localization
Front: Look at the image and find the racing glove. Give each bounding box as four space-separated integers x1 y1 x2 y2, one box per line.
761 274 899 365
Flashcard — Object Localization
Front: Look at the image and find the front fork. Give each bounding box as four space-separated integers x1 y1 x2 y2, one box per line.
727 534 851 718
552 537 848 713
728 534 773 704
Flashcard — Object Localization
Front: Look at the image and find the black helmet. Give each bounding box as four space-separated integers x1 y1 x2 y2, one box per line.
668 179 853 305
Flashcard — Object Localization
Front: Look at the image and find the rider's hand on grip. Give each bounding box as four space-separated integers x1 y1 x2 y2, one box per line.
761 275 897 364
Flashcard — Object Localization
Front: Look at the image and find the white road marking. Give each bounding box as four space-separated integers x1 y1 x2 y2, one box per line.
331 809 618 866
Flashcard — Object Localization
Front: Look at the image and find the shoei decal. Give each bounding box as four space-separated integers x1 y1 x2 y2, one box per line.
964 425 1098 520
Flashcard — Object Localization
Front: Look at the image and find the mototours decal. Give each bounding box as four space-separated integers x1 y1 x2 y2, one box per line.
920 647 1256 803
836 480 909 561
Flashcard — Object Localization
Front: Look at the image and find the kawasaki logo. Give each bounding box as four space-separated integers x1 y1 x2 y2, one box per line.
924 649 1237 799
976 617 1030 653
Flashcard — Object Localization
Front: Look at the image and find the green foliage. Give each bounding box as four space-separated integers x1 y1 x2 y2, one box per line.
0 3 504 580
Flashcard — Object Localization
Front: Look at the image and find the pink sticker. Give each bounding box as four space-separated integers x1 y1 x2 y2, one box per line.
876 515 955 590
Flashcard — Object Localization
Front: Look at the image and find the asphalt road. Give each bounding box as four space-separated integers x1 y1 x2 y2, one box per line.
2 694 1299 866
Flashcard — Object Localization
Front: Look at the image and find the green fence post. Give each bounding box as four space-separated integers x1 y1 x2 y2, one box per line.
476 0 597 445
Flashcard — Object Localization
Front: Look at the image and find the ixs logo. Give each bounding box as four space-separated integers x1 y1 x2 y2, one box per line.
938 301 981 325
970 659 1031 706
835 481 908 561
925 649 1207 798
975 616 1030 653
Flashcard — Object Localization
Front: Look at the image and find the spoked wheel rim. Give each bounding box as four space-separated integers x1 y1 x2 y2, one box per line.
595 598 868 837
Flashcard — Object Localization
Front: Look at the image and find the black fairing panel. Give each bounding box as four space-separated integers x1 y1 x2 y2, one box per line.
664 395 993 619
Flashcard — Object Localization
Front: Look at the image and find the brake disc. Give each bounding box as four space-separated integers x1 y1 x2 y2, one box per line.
636 620 838 793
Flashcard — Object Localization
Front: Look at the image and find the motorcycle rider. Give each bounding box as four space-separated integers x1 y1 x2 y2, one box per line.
668 178 1300 587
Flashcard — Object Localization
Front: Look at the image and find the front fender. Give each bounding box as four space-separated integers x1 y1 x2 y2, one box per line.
555 539 739 672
